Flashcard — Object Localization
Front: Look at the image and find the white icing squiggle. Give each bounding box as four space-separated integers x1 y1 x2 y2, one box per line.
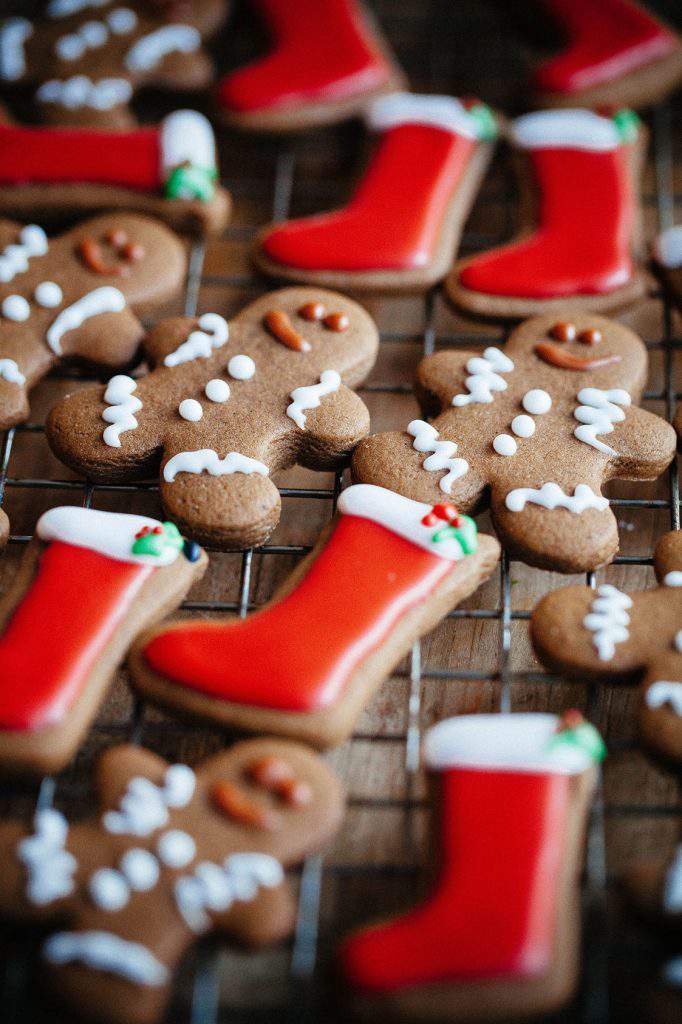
646 681 682 716
44 932 169 986
125 25 200 72
164 313 229 368
17 809 77 906
664 571 682 586
573 387 631 457
163 449 269 483
505 482 609 514
103 764 195 837
287 370 341 429
583 584 632 661
664 846 682 913
0 18 33 81
37 76 133 111
102 374 141 448
451 347 514 407
46 286 126 355
0 358 25 385
0 224 48 284
174 853 284 934
407 419 468 494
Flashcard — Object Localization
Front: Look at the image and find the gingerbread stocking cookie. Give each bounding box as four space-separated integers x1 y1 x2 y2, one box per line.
0 738 344 1024
128 485 500 747
0 1 227 130
47 288 378 549
0 212 186 430
446 108 646 319
654 224 682 312
352 313 676 573
0 105 230 236
341 711 605 1021
0 507 206 775
531 530 682 764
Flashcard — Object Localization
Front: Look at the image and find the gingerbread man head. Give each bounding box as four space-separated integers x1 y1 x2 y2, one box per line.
0 739 344 1024
47 287 379 549
352 313 676 573
0 212 186 430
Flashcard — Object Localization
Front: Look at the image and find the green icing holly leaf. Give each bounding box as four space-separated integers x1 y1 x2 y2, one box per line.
469 103 498 142
613 108 640 144
547 719 606 765
165 164 217 203
132 522 184 560
431 514 478 555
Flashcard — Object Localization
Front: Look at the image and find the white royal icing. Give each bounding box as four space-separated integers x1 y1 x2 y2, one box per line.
338 484 472 561
0 18 33 81
664 846 682 913
163 449 269 483
287 370 341 429
656 225 682 269
37 507 183 567
407 419 468 494
174 853 284 934
0 224 48 283
55 19 110 62
505 482 609 514
178 398 203 422
157 829 196 869
18 809 77 906
664 571 682 586
103 764 195 837
573 388 631 457
46 286 126 355
160 110 216 179
662 957 682 987
511 414 535 438
102 374 141 448
451 347 514 407
47 0 109 18
125 25 200 72
119 848 160 892
89 868 130 912
583 584 632 661
510 109 622 152
35 281 63 308
522 389 552 415
646 681 682 716
205 378 229 403
493 433 517 457
228 354 256 380
2 295 30 322
44 932 169 986
164 313 228 367
0 358 25 385
37 76 133 111
107 8 137 35
366 92 487 140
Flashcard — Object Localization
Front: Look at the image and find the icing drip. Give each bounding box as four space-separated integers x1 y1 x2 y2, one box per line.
0 224 48 283
164 449 269 483
0 18 33 81
164 313 228 367
174 853 284 934
583 584 632 661
505 482 609 514
664 571 682 586
102 764 195 837
0 358 25 385
37 76 133 111
44 932 169 986
102 374 141 448
125 25 200 72
287 370 341 429
664 846 682 913
573 387 631 457
407 420 468 494
18 809 77 906
451 347 514 407
46 286 126 355
646 682 682 716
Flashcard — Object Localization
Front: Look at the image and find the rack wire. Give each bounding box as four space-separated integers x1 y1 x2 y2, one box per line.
0 2 680 1022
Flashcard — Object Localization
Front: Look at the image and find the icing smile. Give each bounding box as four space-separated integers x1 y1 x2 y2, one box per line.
534 342 621 370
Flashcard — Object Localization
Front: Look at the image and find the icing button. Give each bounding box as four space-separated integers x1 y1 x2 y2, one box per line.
493 434 517 457
2 294 30 321
178 399 203 422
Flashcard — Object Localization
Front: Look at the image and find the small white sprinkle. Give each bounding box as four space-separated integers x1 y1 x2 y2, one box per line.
205 378 230 403
511 414 535 438
228 354 255 380
493 433 517 456
179 399 203 422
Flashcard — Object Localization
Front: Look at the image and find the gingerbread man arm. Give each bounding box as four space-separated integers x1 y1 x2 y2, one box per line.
601 404 677 482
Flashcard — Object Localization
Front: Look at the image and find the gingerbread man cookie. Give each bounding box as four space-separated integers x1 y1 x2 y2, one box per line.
47 288 379 549
531 530 682 764
0 739 344 1024
352 313 676 573
0 0 227 130
0 212 186 431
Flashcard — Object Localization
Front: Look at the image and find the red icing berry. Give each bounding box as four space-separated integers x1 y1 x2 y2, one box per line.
135 526 152 539
153 526 163 534
432 503 460 523
421 513 439 527
558 709 584 731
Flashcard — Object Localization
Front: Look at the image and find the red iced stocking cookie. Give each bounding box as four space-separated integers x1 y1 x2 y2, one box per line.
128 485 500 747
353 313 675 574
255 93 498 292
534 0 682 110
446 108 646 319
0 739 344 1024
0 507 206 775
47 288 378 549
341 711 605 1021
0 1 227 130
531 530 682 764
0 212 186 430
0 106 230 236
217 0 404 132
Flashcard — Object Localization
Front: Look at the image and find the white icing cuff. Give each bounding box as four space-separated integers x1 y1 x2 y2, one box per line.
160 110 216 178
656 225 682 269
510 109 621 152
424 713 595 774
366 92 485 140
36 507 181 566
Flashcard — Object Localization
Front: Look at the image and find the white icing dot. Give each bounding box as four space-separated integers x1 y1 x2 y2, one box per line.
80 20 108 46
205 378 230 403
35 281 63 308
107 7 137 34
56 33 85 60
178 399 203 422
89 868 130 911
2 294 30 321
228 355 255 380
493 433 517 456
157 830 196 869
119 848 160 891
522 389 552 415
163 764 196 807
21 225 49 256
511 414 535 438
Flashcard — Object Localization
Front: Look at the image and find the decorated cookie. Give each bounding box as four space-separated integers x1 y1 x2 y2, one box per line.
534 0 682 110
128 485 500 747
0 212 186 430
0 738 344 1024
653 224 682 312
352 314 675 573
216 0 405 132
254 93 498 292
0 105 230 236
445 108 647 319
531 530 682 764
0 0 227 130
0 507 206 775
341 711 605 1020
47 289 379 549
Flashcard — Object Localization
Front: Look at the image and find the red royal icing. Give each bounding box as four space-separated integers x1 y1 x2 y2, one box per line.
459 145 634 298
262 124 475 272
0 542 152 730
143 516 453 711
536 0 679 94
217 0 391 113
0 124 161 190
342 767 569 991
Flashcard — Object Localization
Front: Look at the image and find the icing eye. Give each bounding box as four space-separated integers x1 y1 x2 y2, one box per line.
578 328 602 345
549 321 576 343
298 301 325 322
2 295 30 321
323 312 349 332
35 281 63 308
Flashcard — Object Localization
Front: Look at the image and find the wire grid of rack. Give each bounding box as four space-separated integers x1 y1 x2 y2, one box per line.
0 2 681 1022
